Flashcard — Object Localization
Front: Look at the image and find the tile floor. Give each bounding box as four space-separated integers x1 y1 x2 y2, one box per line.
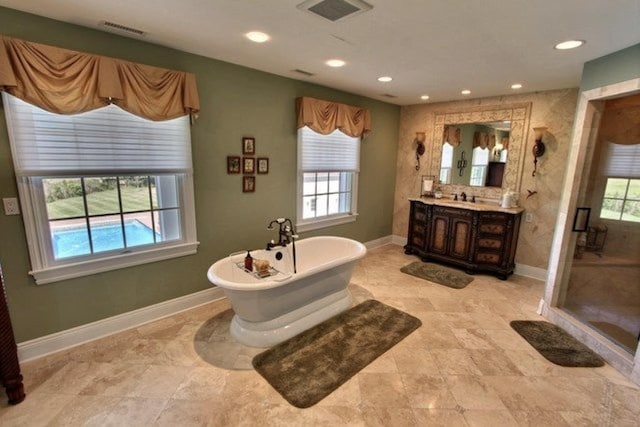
1 244 639 426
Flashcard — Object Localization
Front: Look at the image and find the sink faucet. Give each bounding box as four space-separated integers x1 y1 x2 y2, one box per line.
266 218 298 249
460 192 467 202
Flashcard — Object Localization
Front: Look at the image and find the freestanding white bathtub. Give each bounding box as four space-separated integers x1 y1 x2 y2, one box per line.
206 236 367 347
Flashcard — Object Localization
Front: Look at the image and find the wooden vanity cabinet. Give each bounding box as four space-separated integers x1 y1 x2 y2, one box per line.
405 200 522 279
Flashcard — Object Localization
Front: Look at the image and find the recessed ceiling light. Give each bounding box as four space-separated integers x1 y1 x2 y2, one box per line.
420 95 430 100
461 89 471 95
511 83 523 89
377 76 392 82
246 31 270 43
326 59 346 68
554 40 585 50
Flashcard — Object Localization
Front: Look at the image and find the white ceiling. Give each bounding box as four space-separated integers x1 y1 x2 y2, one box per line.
1 0 639 105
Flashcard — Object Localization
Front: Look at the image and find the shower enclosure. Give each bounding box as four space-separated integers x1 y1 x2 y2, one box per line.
544 78 640 384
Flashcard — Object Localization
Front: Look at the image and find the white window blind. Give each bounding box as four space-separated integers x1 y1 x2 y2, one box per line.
440 142 454 168
2 93 192 177
299 127 360 172
603 142 640 178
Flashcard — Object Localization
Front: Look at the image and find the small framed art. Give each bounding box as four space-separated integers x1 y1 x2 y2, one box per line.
243 157 255 174
257 157 269 174
243 176 255 193
242 137 255 155
227 156 240 174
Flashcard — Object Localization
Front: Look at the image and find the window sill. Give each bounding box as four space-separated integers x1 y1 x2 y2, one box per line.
30 241 200 285
296 213 358 232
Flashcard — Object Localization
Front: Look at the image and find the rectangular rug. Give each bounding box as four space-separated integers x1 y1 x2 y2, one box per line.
252 299 422 408
401 261 473 289
510 320 605 367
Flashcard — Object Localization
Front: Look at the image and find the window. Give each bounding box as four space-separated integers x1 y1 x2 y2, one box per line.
600 178 640 222
440 142 454 184
470 146 490 187
600 143 640 223
297 127 359 231
2 93 198 284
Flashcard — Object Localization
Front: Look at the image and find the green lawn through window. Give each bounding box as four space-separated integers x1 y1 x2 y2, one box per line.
47 187 156 219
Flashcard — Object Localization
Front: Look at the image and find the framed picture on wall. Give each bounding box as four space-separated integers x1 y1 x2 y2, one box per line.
227 156 240 174
243 176 255 193
257 157 269 174
243 157 255 174
242 137 255 155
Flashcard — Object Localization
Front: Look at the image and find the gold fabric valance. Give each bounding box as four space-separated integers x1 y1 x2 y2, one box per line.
443 125 461 146
0 36 199 121
296 96 371 138
598 94 640 146
473 132 496 149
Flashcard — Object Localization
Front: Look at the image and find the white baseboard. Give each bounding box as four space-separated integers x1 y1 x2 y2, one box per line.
391 235 407 246
363 235 393 249
17 287 225 363
514 263 548 281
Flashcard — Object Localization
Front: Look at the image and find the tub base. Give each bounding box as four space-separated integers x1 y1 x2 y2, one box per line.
230 289 352 347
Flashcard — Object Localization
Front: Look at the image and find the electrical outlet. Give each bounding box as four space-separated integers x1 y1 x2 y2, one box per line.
3 197 20 215
525 212 533 223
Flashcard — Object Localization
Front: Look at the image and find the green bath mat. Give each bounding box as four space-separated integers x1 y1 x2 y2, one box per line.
401 261 474 289
511 320 605 367
252 299 422 408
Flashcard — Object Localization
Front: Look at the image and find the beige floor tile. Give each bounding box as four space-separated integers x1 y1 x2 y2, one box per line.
360 407 417 427
316 375 362 407
79 363 149 396
467 350 523 376
7 245 639 426
400 374 458 409
392 345 441 374
412 408 469 426
432 349 483 376
462 409 518 427
358 372 410 408
445 375 507 410
510 410 573 426
154 398 222 426
221 370 285 406
452 329 496 349
127 365 191 399
48 394 122 426
172 366 229 401
0 393 75 427
361 350 398 373
98 397 168 426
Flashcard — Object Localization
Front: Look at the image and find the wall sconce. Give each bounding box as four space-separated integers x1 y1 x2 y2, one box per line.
414 132 426 171
532 127 547 177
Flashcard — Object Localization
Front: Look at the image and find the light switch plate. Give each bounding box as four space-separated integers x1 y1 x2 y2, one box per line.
525 212 533 223
3 197 20 215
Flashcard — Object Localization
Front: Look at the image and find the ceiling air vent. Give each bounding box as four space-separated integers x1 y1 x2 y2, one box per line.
297 0 373 22
100 21 146 37
293 69 315 77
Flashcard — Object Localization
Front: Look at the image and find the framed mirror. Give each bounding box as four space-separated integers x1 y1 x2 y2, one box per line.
430 103 532 200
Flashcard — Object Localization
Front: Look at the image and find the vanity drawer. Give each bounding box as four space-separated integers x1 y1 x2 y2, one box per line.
411 235 425 247
479 223 505 234
413 223 426 235
478 238 503 249
413 210 427 223
475 252 502 265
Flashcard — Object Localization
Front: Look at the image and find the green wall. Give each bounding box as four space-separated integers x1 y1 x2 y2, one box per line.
580 43 640 91
0 7 400 342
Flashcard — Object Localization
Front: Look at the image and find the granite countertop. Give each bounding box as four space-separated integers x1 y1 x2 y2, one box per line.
409 197 525 214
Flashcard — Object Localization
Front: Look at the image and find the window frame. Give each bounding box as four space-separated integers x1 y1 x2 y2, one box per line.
296 128 360 232
3 93 199 285
599 177 640 223
16 172 198 285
